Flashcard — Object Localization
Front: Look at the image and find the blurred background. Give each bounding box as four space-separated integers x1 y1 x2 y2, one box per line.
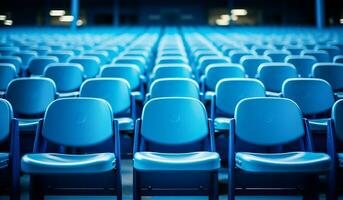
0 0 342 27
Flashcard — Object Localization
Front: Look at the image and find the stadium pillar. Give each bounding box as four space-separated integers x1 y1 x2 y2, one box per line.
315 0 325 29
113 0 120 26
71 0 79 30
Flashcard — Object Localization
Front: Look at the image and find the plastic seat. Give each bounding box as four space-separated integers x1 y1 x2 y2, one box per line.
100 64 144 101
283 46 305 55
6 78 56 132
264 50 291 62
113 56 147 74
27 56 58 76
0 47 19 56
240 55 272 78
285 55 317 78
313 63 343 98
83 51 109 64
13 51 38 68
316 46 340 61
334 55 343 64
133 97 220 199
47 50 74 63
282 78 335 131
301 50 330 63
80 78 135 131
257 63 298 96
150 65 192 84
43 63 84 98
212 78 265 131
148 78 200 100
230 50 255 64
0 64 16 96
236 152 331 173
0 99 20 200
0 56 22 74
21 98 122 199
197 56 230 76
155 56 189 65
68 56 101 78
228 97 331 199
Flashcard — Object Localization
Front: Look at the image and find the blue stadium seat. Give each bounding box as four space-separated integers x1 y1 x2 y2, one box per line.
47 50 74 63
68 56 101 78
0 47 19 56
285 55 317 78
197 56 230 76
201 64 245 101
282 78 335 131
113 56 147 74
313 63 343 98
83 51 109 65
0 99 20 200
228 97 331 199
257 63 298 96
0 56 22 75
28 46 51 56
264 49 291 62
0 64 16 97
147 78 200 100
43 63 84 98
316 46 341 61
230 50 255 64
283 45 305 55
27 56 58 76
155 56 189 65
301 50 330 63
150 64 192 83
211 78 265 131
5 77 56 132
133 97 220 199
334 55 343 64
80 78 136 131
12 51 37 68
240 55 272 78
21 98 122 200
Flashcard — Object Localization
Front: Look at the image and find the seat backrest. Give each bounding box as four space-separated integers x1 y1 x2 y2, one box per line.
47 50 74 63
80 78 131 115
150 78 199 100
0 64 16 91
113 56 146 73
264 50 291 62
235 97 304 146
68 56 101 78
204 64 245 91
285 55 317 78
44 63 84 93
13 51 38 67
282 78 334 115
152 66 192 81
230 50 254 64
198 56 230 74
28 56 59 76
216 78 265 116
42 98 113 147
313 63 343 91
141 97 208 145
332 99 343 142
100 64 141 91
301 50 330 62
257 63 298 92
0 99 13 143
334 55 343 64
0 56 22 73
6 77 56 116
240 55 272 78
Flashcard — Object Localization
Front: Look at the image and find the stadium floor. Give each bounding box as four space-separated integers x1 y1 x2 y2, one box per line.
1 160 333 200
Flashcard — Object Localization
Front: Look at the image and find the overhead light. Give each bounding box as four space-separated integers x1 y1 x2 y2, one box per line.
77 19 83 26
4 20 13 26
0 15 6 21
220 14 230 21
59 15 74 22
340 18 343 24
49 10 66 17
216 18 229 26
231 9 248 16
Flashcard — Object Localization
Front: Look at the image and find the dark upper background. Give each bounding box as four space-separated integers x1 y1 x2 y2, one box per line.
0 0 342 27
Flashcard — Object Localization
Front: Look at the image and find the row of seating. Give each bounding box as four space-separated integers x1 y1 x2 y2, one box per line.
3 95 343 199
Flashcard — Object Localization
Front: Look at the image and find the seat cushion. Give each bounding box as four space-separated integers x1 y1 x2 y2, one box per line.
134 151 220 171
18 118 41 132
266 91 282 97
21 153 116 174
214 117 232 131
236 151 331 173
57 91 80 98
116 117 134 131
0 152 9 169
309 118 329 131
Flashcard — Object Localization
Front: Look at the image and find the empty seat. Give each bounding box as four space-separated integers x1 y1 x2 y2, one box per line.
230 50 255 64
83 51 109 65
27 56 58 76
150 65 192 83
0 47 19 56
212 78 265 131
282 78 335 131
313 63 343 98
285 55 317 78
257 63 298 96
113 56 147 74
0 56 22 74
240 55 272 78
5 77 56 132
0 99 20 200
197 56 230 76
301 50 330 63
68 56 101 78
148 78 200 100
316 46 340 61
80 78 136 131
264 49 291 62
0 64 16 96
283 45 305 55
228 97 331 199
334 55 343 64
12 51 37 68
133 97 220 199
47 50 74 63
21 98 122 199
155 56 189 65
43 63 84 98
